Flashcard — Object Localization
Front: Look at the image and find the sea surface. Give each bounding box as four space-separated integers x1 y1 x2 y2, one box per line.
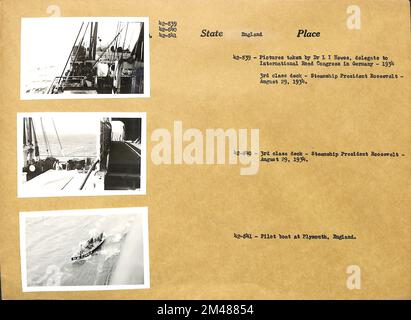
36 133 97 159
25 213 145 287
24 65 60 94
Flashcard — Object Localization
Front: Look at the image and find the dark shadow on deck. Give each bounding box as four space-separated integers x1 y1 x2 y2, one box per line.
105 141 141 190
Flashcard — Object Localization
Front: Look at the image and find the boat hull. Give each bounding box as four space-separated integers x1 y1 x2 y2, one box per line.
71 238 105 261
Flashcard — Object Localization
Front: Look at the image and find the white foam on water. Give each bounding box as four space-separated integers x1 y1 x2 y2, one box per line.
40 265 66 286
110 233 123 243
100 247 121 260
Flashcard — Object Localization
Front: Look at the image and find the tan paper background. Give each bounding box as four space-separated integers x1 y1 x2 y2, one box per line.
0 0 410 299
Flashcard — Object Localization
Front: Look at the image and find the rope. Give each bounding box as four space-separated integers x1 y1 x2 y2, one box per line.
40 117 52 157
79 159 99 190
64 22 90 82
113 22 121 62
52 22 85 92
120 22 129 60
91 26 125 70
51 118 65 157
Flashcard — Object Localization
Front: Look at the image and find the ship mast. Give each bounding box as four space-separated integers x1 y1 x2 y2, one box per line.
23 117 40 166
89 22 98 60
130 23 144 93
30 118 40 160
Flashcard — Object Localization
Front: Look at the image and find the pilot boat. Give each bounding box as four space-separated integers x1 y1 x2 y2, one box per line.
71 232 105 261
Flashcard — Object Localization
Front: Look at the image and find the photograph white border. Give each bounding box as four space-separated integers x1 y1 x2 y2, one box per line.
20 207 150 292
20 16 150 100
17 112 147 198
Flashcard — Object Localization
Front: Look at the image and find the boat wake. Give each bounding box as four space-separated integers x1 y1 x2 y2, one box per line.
29 231 127 287
109 216 145 285
26 214 143 288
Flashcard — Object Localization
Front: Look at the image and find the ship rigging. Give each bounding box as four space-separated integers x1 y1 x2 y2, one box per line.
21 116 142 193
47 21 145 95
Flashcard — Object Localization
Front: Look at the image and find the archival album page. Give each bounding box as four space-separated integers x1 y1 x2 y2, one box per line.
0 0 410 300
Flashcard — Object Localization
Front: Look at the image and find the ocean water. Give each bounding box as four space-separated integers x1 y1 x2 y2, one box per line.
36 133 97 159
24 65 60 94
24 213 145 287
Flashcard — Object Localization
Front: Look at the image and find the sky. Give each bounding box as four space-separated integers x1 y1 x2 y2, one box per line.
31 115 100 135
21 18 142 70
29 116 127 136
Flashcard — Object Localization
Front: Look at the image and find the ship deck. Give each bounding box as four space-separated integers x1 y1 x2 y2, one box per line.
22 169 89 191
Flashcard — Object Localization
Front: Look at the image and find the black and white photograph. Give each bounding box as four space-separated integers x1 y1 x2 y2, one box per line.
21 17 149 99
20 207 150 292
17 112 146 197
